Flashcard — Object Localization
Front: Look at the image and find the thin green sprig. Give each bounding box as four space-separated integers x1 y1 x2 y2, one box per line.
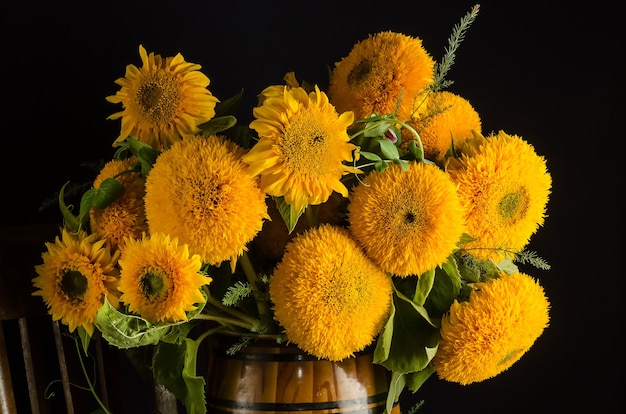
431 4 480 93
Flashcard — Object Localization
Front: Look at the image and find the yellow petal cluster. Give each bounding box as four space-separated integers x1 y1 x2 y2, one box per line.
33 228 120 336
89 156 148 251
348 162 465 276
433 272 550 384
447 131 552 261
402 91 482 162
328 31 435 121
144 135 268 268
243 85 357 215
106 45 219 150
118 233 209 323
269 224 392 361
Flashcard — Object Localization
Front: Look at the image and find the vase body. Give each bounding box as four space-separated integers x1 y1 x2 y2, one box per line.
205 333 399 414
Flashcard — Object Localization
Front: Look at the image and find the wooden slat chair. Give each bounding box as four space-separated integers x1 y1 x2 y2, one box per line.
0 224 179 414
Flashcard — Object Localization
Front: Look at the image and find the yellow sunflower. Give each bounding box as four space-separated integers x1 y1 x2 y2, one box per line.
117 233 208 324
256 71 311 105
242 85 358 215
144 135 268 269
401 91 482 162
446 131 552 261
106 44 219 150
269 224 392 361
33 228 120 336
328 31 435 121
348 162 465 277
89 156 148 251
433 272 550 384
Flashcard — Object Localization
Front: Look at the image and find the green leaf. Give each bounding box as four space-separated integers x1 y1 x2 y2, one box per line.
378 139 400 160
394 286 437 328
94 297 203 349
406 140 423 161
213 89 243 117
153 339 207 414
199 115 237 136
273 196 303 234
58 182 80 232
386 371 406 414
413 269 435 307
364 119 391 138
374 290 439 374
77 326 91 355
405 365 434 392
121 136 160 177
78 178 124 226
359 151 383 162
496 258 519 275
424 258 461 316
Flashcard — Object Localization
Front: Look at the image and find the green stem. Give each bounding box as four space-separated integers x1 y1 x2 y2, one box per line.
204 294 258 326
239 251 271 324
73 337 112 414
194 313 254 330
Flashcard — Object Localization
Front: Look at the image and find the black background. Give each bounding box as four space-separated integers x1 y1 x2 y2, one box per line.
2 1 624 413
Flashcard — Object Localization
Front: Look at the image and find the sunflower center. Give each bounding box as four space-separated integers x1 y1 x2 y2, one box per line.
140 272 166 299
137 74 181 123
404 211 417 224
282 111 333 172
498 190 529 222
347 59 372 87
60 270 88 301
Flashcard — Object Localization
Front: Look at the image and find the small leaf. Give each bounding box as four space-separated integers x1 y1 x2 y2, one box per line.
405 365 435 392
94 297 203 349
199 115 237 136
378 139 400 160
413 269 435 307
273 196 303 234
359 151 383 162
153 339 207 414
213 89 243 117
58 182 80 232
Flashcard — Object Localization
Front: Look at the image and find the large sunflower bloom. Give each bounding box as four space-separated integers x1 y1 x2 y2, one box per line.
89 156 148 251
401 91 482 162
348 162 465 277
144 135 268 268
270 224 392 361
433 272 550 384
328 31 435 121
106 45 219 150
243 85 358 215
33 228 120 336
117 233 209 324
446 131 552 261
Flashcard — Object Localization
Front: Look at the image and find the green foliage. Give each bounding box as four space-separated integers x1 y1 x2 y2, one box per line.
431 4 481 93
222 281 252 306
153 339 207 414
94 297 204 349
274 195 303 233
113 136 160 177
515 249 551 270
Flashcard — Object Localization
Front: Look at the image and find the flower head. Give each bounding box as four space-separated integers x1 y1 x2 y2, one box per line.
118 233 209 324
401 91 482 162
348 162 465 277
89 156 148 251
243 85 357 215
106 45 219 149
433 272 550 384
328 31 435 121
447 131 552 261
269 224 392 361
33 228 120 336
144 135 268 269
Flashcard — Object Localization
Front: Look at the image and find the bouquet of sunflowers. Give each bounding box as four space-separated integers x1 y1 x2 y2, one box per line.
33 4 552 414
